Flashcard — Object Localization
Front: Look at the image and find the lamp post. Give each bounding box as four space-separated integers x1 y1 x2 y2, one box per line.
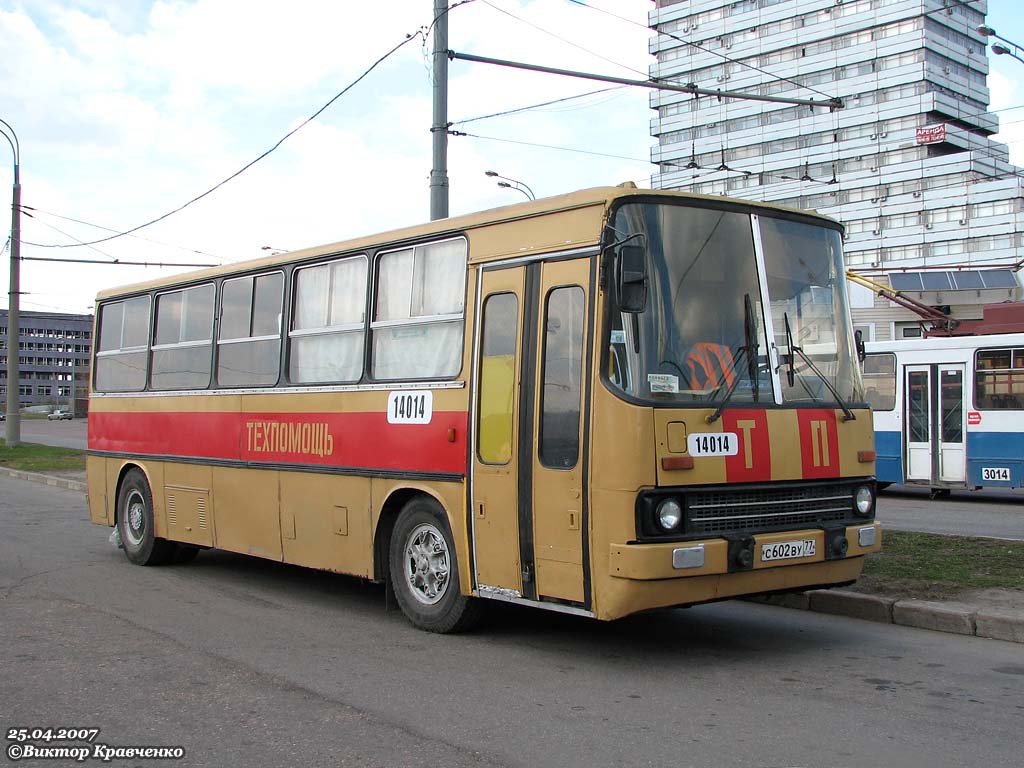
978 25 1024 66
485 170 536 201
1 117 20 447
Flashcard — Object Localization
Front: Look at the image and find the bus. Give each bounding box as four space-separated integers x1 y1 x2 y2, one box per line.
864 333 1024 494
87 186 880 632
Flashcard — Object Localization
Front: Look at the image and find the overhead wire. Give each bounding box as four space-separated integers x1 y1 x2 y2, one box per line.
479 0 650 79
28 29 428 250
21 205 226 261
450 86 629 125
563 0 841 102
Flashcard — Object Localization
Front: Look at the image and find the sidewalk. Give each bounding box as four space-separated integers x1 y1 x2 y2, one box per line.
2 465 1022 643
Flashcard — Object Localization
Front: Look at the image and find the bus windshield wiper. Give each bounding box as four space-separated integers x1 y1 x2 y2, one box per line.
782 311 856 422
706 294 758 424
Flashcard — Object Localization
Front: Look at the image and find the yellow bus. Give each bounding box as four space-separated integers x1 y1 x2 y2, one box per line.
87 186 880 632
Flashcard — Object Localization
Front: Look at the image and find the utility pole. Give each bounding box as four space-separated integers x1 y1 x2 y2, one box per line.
429 0 449 220
1 118 20 447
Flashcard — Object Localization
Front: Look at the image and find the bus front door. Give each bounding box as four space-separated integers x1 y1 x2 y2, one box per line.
472 257 590 606
904 364 966 486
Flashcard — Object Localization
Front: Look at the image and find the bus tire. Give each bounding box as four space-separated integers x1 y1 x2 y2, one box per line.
117 469 174 566
389 497 481 633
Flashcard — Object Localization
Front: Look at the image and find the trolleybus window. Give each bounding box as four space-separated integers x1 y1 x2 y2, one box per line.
478 292 518 465
151 283 215 390
371 238 466 380
289 256 367 384
95 295 150 392
862 353 896 411
216 272 284 387
975 347 1024 410
540 286 585 469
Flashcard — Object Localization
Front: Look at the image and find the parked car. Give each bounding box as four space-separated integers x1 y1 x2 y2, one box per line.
48 409 73 420
0 412 5 421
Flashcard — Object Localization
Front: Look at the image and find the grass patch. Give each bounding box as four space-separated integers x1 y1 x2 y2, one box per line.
0 441 86 473
853 530 1024 600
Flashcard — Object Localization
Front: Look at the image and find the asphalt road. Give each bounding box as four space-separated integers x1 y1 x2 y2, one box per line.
9 417 87 450
1 475 1022 768
878 485 1024 540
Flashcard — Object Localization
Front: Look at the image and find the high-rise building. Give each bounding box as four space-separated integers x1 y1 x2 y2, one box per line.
649 0 1023 341
0 309 93 414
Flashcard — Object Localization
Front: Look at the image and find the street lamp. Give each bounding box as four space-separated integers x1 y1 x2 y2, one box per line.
485 170 536 201
1 117 21 447
978 24 1024 66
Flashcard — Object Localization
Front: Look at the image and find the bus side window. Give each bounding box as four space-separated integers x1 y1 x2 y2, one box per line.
217 272 284 387
540 286 585 469
371 239 467 380
478 293 518 465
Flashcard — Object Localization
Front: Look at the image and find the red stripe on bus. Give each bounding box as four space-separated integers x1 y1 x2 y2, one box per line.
88 410 469 475
723 409 771 482
797 409 840 479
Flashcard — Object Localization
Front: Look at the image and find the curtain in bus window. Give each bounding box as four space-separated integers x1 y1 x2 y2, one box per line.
151 284 214 390
540 286 584 469
95 296 150 392
290 257 366 383
217 273 283 387
372 240 466 380
478 293 518 464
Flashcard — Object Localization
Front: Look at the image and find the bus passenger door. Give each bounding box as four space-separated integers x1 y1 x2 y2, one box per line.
529 258 589 604
471 257 590 607
905 366 932 483
472 267 526 593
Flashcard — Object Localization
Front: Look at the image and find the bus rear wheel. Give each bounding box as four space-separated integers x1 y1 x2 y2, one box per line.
389 497 481 633
117 468 175 566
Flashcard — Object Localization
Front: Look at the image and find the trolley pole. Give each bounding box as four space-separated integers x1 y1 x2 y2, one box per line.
2 118 20 447
429 0 449 220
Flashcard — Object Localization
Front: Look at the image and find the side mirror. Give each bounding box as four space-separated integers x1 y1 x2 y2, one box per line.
616 244 648 314
854 328 866 363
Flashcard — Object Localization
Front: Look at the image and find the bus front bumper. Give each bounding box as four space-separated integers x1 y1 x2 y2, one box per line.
609 522 881 581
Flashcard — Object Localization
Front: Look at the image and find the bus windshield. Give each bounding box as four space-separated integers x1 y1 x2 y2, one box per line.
606 201 863 406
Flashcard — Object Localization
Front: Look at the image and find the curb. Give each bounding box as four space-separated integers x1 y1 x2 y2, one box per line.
751 589 1024 644
0 466 87 493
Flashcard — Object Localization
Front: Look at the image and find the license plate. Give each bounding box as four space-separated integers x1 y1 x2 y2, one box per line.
761 539 816 562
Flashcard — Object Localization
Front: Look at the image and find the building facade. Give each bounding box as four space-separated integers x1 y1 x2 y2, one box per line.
0 309 93 414
649 0 1022 340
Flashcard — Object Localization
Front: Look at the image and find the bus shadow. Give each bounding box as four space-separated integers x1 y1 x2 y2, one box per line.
162 549 845 664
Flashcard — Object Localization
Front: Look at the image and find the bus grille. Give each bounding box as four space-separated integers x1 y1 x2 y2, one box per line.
686 484 855 536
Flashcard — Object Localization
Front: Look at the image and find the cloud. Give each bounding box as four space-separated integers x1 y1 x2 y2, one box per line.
1 0 653 313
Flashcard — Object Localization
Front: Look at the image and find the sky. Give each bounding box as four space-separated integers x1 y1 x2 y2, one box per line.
1 0 1023 316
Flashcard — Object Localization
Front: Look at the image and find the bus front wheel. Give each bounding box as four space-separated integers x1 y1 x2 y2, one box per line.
389 497 481 633
116 468 175 566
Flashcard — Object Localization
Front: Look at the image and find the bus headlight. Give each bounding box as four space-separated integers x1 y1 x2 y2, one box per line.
656 498 683 531
854 485 874 517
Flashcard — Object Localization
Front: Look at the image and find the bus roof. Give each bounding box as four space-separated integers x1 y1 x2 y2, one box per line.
95 185 840 301
865 332 1024 354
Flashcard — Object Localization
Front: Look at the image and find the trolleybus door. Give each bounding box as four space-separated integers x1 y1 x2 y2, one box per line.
937 365 966 483
904 364 967 485
905 366 932 483
472 257 589 605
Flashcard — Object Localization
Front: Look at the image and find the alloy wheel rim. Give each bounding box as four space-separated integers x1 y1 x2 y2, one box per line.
404 522 450 605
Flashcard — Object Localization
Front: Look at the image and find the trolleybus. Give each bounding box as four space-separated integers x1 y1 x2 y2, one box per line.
864 333 1024 493
87 186 880 632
